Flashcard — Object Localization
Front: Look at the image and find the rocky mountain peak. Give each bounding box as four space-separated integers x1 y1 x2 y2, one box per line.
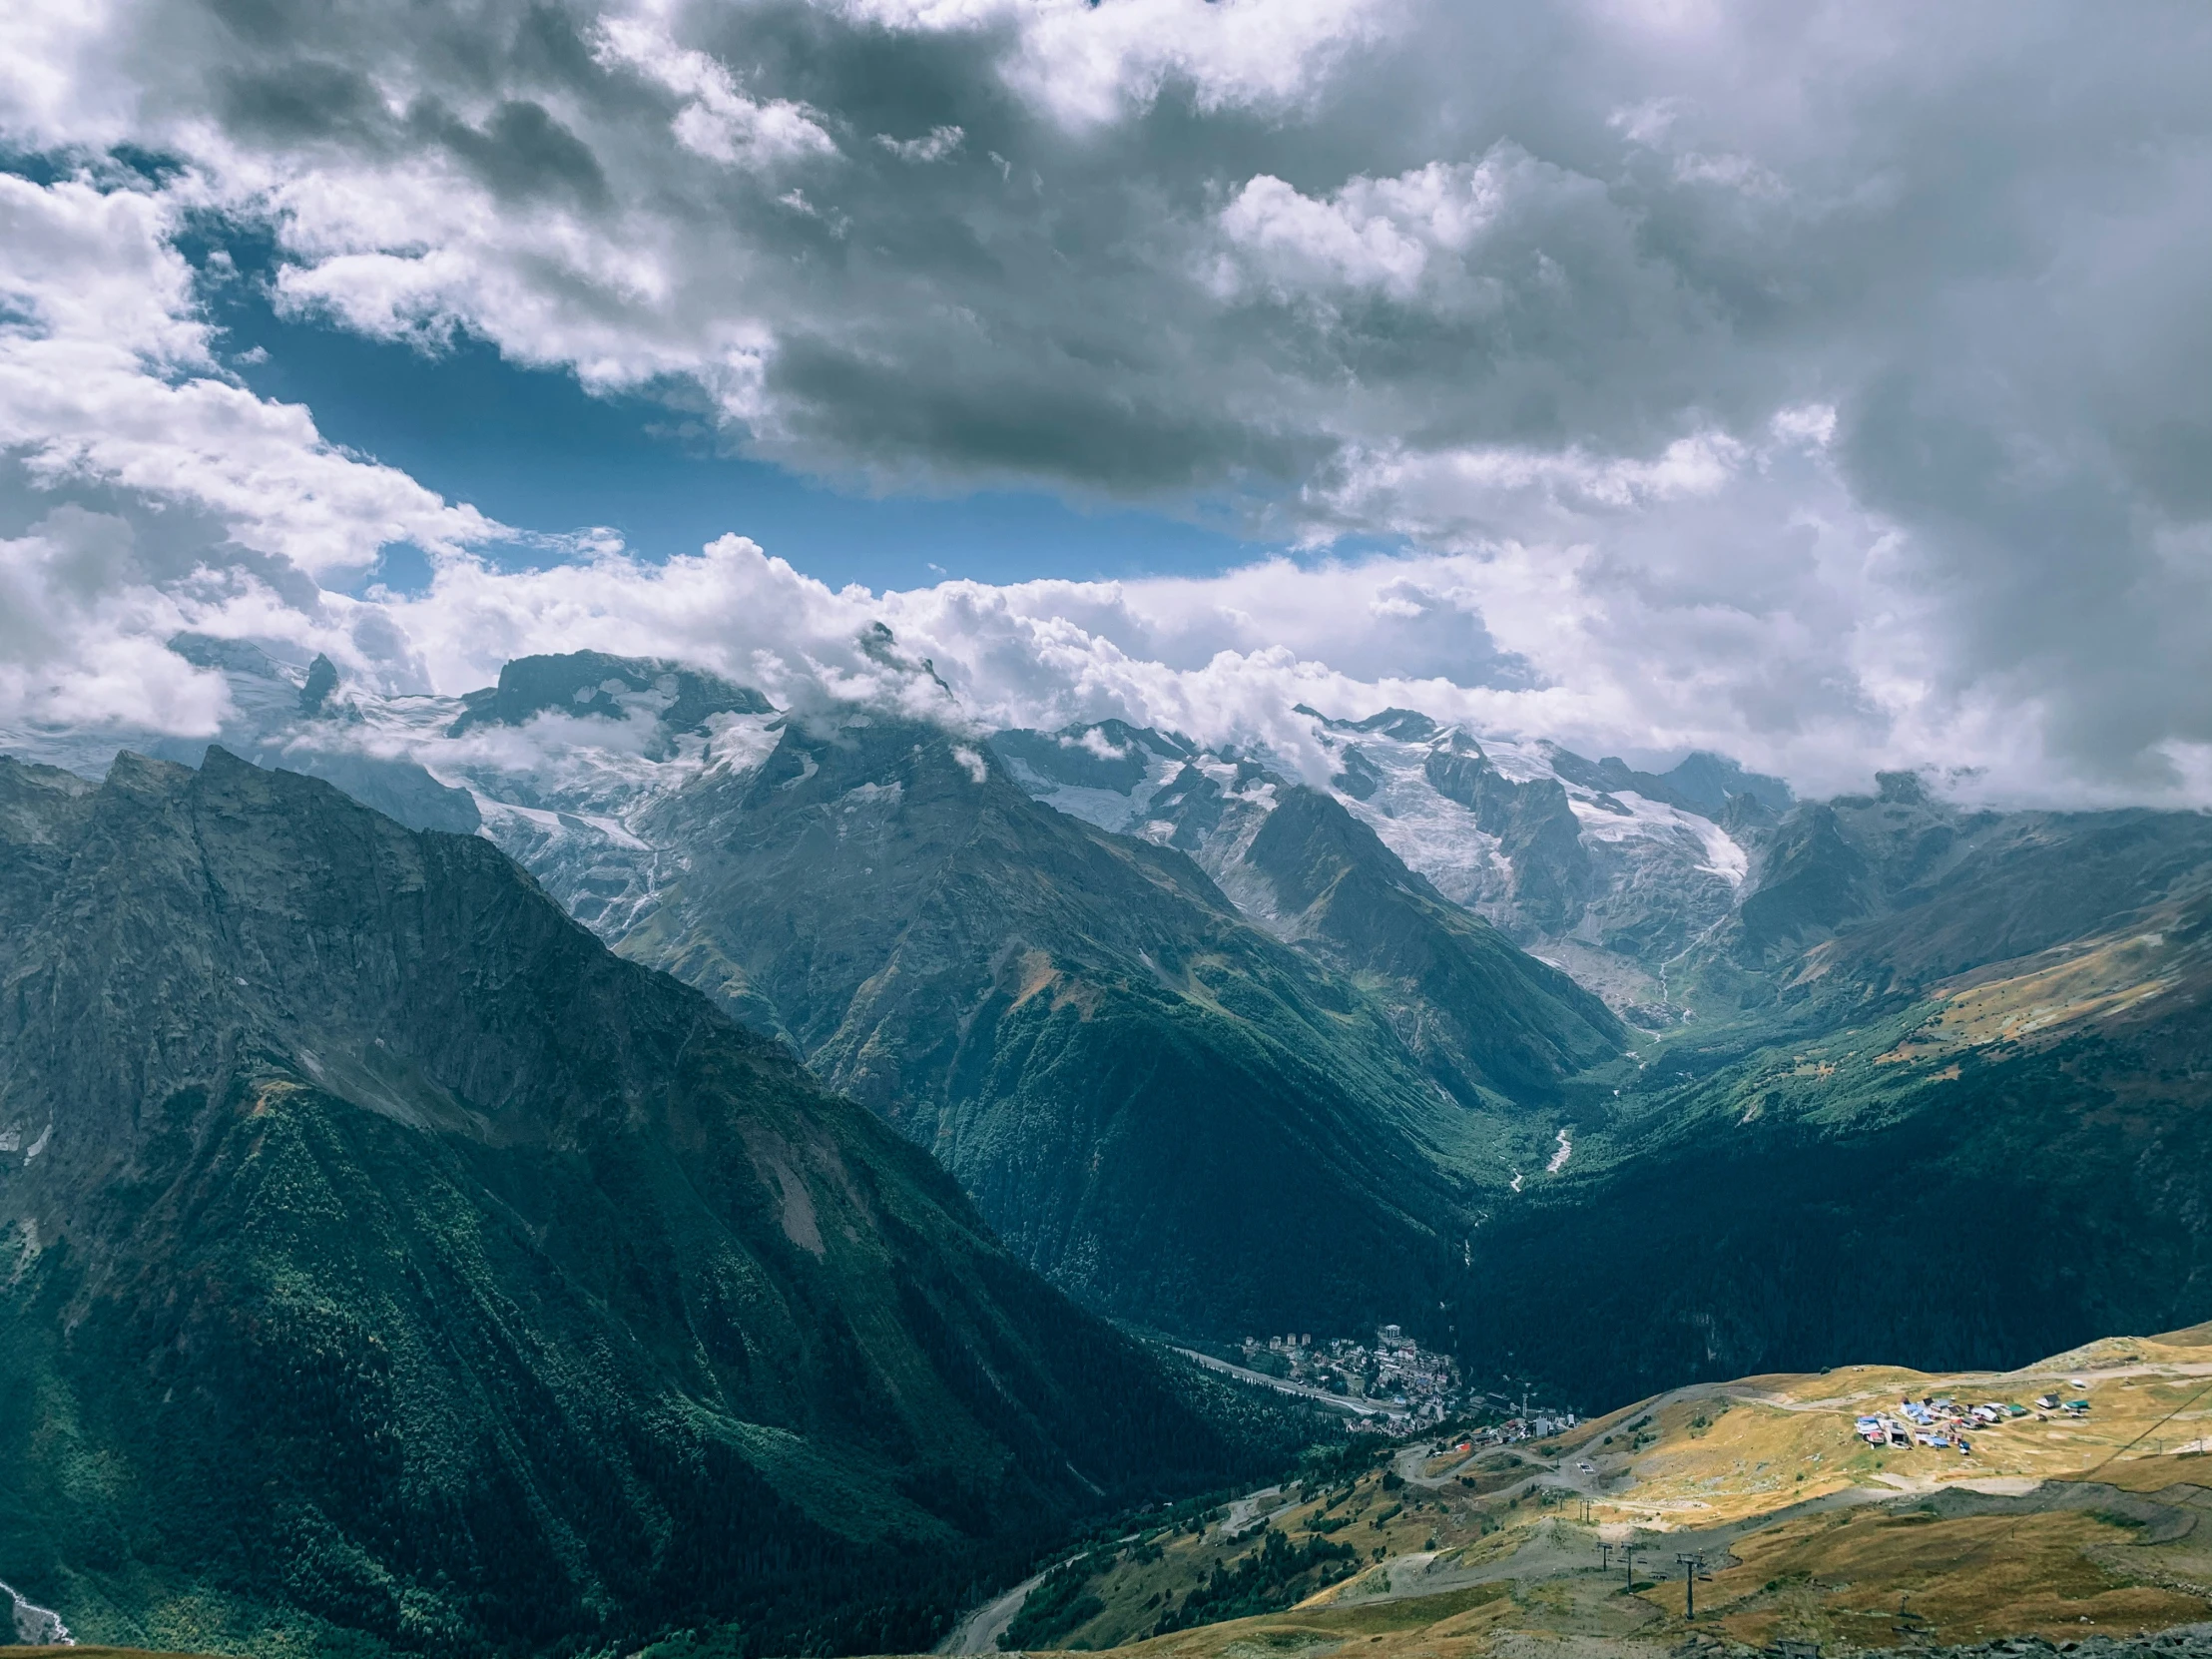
297 651 339 715
448 649 773 744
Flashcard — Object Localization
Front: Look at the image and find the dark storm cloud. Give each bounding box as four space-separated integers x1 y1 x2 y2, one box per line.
4 0 2211 795
412 97 611 206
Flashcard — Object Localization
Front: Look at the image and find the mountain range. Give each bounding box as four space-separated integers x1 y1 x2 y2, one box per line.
6 638 2211 1412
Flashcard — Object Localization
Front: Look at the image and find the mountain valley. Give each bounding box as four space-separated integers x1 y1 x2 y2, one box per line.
6 641 2212 1419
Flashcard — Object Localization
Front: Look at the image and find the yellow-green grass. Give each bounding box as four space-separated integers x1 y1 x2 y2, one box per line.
1041 1322 2212 1657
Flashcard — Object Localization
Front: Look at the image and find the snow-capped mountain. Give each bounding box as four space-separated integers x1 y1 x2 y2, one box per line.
989 706 1794 1016
16 638 2212 1423
0 639 1793 1023
0 640 778 948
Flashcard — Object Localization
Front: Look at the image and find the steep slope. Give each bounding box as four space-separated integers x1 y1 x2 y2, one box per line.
986 730 1629 1099
0 749 1278 1658
1453 851 2212 1407
1235 786 1625 1101
1709 772 2212 993
612 713 1503 1342
0 756 97 961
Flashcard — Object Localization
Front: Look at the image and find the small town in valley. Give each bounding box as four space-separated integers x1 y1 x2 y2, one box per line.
1235 1325 1579 1438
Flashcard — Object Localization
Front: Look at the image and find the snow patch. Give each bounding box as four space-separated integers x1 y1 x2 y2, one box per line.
1687 815 1749 887
1324 727 1510 909
704 711 782 780
4 1577 74 1644
1021 746 1181 832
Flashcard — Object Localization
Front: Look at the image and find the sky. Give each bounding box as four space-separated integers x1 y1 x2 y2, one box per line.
1 0 2209 802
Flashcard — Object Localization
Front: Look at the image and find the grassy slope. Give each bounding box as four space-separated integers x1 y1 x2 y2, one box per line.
1003 1324 2212 1659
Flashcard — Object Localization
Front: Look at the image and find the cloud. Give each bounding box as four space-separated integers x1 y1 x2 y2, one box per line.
593 13 839 168
0 165 510 732
0 0 2207 804
0 503 233 736
874 124 963 164
0 172 500 580
825 0 1394 129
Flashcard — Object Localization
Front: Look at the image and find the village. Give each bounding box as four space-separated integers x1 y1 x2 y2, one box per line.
1854 1385 2094 1454
1236 1325 1580 1439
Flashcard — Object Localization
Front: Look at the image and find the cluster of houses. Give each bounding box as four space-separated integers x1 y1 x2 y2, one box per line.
1449 1410 1579 1448
1241 1324 1466 1429
1855 1390 2090 1454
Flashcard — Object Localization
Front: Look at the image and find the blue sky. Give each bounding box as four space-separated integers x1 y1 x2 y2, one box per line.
199 235 1298 596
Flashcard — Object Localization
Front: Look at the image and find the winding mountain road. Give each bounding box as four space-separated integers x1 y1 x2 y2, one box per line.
1173 1349 1388 1416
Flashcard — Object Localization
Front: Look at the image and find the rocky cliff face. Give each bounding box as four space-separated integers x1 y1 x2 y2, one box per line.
1702 771 2212 993
1235 785 1624 1101
0 748 1271 1657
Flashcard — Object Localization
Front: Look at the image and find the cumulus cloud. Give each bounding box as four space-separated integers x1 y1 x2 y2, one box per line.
0 504 233 736
0 0 2207 803
826 0 1394 128
0 172 498 578
0 165 509 731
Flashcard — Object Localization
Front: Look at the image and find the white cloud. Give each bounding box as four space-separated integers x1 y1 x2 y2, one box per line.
0 0 2208 807
1304 431 1748 537
0 0 133 150
0 168 510 732
0 171 500 578
594 14 839 168
874 125 964 164
829 0 1392 128
1213 153 1535 304
0 504 231 736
